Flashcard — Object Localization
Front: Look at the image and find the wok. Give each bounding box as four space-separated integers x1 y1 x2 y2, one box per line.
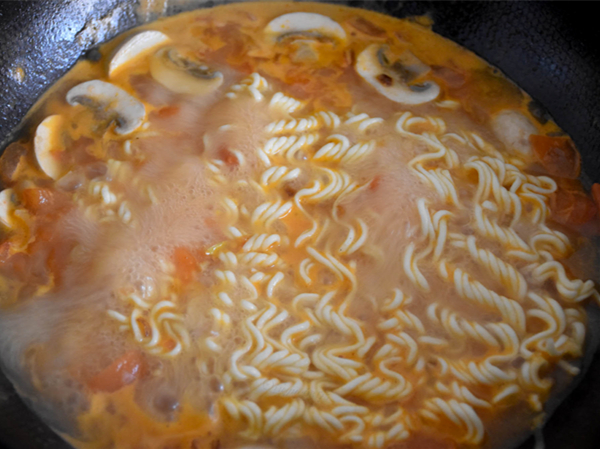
1 1 600 448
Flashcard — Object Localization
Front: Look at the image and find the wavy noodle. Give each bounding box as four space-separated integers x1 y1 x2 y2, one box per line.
343 112 384 133
265 110 342 135
527 259 596 302
227 72 270 101
422 398 485 444
110 299 190 358
262 133 320 163
451 234 528 300
313 135 377 165
439 259 526 333
269 92 304 114
260 165 302 188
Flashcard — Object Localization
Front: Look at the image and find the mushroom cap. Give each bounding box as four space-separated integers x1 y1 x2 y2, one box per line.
265 12 346 41
149 47 224 96
492 110 537 157
0 188 15 228
66 80 146 135
34 114 66 180
356 44 440 105
108 30 170 77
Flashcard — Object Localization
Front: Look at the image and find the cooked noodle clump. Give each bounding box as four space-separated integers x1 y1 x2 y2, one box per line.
1 4 598 449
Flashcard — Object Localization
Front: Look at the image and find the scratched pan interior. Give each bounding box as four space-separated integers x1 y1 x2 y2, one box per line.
1 1 600 448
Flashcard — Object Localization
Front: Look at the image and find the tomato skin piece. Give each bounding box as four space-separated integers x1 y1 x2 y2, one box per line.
530 134 581 179
87 351 146 393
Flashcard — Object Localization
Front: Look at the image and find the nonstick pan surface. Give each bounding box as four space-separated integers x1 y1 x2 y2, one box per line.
1 2 600 449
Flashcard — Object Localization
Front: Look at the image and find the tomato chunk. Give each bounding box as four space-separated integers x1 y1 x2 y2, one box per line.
156 105 180 118
592 183 600 210
530 134 580 179
87 351 146 393
552 185 597 226
173 246 197 283
431 65 466 88
21 188 55 214
218 146 239 167
369 175 382 191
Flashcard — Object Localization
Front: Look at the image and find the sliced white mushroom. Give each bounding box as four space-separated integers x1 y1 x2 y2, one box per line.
356 44 440 105
150 47 223 95
265 12 346 42
492 110 538 157
34 115 66 180
66 80 146 135
108 30 170 77
0 188 16 228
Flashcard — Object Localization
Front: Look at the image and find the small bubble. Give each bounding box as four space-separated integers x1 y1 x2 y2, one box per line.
209 377 223 393
153 394 180 414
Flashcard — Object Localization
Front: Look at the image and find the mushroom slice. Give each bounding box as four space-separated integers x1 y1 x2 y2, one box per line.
0 188 16 228
492 110 537 157
66 80 146 135
108 30 170 77
34 115 66 180
150 47 223 95
356 44 440 105
265 12 346 42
